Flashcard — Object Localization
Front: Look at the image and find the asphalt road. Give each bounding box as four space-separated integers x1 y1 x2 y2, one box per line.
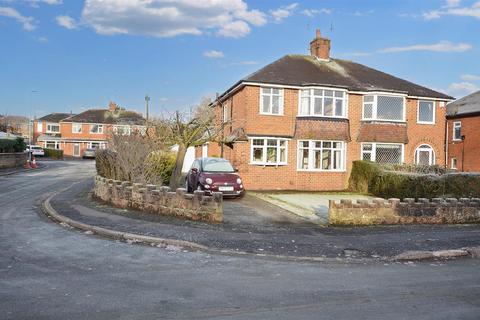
1 161 480 319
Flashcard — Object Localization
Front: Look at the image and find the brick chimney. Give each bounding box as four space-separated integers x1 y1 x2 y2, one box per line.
108 101 118 111
310 28 330 60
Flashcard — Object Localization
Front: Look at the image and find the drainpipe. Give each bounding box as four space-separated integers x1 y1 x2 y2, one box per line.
445 118 448 169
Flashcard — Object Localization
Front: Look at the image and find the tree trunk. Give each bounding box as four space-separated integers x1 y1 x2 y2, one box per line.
169 144 187 189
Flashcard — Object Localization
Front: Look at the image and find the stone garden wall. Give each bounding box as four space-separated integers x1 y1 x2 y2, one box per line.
0 152 28 169
94 175 223 222
329 197 480 226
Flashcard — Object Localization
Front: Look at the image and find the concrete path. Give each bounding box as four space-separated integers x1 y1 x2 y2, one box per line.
1 161 480 319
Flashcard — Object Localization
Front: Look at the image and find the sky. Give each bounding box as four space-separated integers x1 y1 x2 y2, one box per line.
0 0 479 119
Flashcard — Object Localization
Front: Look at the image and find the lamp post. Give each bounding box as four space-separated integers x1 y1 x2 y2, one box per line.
461 134 466 172
145 94 150 125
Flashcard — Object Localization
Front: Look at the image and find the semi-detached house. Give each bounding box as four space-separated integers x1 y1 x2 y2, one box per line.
199 30 453 191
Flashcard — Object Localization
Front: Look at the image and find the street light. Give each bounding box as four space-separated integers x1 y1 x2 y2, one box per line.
145 94 150 124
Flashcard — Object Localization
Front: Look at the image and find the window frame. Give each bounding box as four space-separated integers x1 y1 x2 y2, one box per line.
451 158 457 169
46 123 60 133
44 140 60 149
297 87 348 118
259 87 284 116
414 144 435 165
249 137 289 166
453 121 462 141
72 123 82 134
417 100 435 124
37 122 43 133
361 142 405 164
89 124 104 134
223 104 231 123
362 93 406 122
113 125 131 136
297 140 346 172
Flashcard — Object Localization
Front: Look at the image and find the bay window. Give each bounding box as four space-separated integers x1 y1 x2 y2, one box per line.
251 138 288 165
417 100 435 124
363 94 405 121
260 87 284 115
299 88 346 117
298 140 345 171
361 143 403 164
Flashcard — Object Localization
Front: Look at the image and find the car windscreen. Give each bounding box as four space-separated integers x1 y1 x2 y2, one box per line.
202 159 235 172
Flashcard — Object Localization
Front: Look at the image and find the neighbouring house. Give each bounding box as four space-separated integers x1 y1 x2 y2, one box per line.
198 29 453 191
33 102 146 157
446 90 480 172
0 115 31 141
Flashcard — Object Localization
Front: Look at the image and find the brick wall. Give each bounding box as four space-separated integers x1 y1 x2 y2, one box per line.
447 115 480 172
0 152 28 169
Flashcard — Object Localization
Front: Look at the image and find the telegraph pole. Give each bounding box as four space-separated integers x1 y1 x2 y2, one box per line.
145 94 150 124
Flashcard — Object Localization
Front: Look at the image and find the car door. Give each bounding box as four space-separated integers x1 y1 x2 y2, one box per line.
188 160 200 188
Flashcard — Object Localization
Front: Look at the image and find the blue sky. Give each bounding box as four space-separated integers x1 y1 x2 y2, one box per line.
0 0 479 118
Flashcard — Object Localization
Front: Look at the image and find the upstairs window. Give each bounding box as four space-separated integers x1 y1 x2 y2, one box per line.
90 124 104 134
453 121 462 141
363 95 405 121
251 138 288 165
417 100 435 124
223 104 231 123
46 123 60 133
299 89 346 117
260 87 284 115
72 123 82 133
37 122 43 133
113 125 131 135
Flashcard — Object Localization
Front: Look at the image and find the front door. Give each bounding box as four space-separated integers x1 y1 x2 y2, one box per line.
73 143 80 157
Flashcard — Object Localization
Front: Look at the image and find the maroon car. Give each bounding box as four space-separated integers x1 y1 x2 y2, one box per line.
185 157 245 197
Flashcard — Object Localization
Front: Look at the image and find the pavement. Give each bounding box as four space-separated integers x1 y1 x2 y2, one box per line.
46 165 480 260
1 160 480 319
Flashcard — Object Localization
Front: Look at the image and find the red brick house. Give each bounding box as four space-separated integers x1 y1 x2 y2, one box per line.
446 90 480 172
34 102 145 157
198 30 453 191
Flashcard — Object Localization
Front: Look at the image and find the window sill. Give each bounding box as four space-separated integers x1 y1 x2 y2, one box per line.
249 162 288 166
417 121 435 125
297 169 346 173
259 113 284 116
361 119 406 123
297 115 347 119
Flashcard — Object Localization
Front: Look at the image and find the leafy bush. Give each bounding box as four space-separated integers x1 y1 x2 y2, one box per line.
144 151 176 185
44 148 63 159
349 160 480 198
0 137 26 153
95 149 125 181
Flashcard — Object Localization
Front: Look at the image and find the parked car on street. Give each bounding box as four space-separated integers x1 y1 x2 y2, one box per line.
185 157 244 197
26 145 44 157
83 148 96 159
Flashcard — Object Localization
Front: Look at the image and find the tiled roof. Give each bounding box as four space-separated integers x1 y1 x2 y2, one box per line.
229 55 453 100
447 90 480 117
294 118 351 141
38 113 73 122
357 122 409 144
63 109 145 125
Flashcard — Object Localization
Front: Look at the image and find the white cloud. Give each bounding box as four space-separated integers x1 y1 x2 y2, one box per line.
353 9 374 16
37 36 48 42
0 6 36 31
445 82 480 97
423 0 480 20
81 0 266 38
270 3 298 22
379 40 472 53
461 74 480 81
203 50 224 58
301 8 331 17
56 15 77 29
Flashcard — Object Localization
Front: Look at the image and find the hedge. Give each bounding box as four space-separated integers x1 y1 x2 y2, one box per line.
349 160 480 199
44 148 64 159
0 137 26 153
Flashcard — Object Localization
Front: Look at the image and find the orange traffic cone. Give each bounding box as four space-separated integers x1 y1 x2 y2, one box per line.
24 160 31 169
31 156 38 169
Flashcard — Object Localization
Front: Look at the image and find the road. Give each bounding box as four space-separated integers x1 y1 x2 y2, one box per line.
1 161 479 319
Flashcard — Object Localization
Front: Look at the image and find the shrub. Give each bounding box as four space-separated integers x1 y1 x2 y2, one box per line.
348 160 381 194
144 151 176 185
95 149 125 181
0 137 26 153
44 148 63 159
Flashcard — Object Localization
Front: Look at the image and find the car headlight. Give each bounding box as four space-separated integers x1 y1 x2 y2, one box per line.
205 178 213 185
236 178 242 184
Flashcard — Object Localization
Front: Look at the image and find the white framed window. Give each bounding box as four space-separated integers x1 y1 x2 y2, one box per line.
260 87 284 115
223 104 231 123
451 158 457 169
362 94 405 122
37 122 43 133
250 138 288 165
113 125 131 135
415 144 435 165
417 100 435 124
297 140 346 171
46 123 60 133
361 142 404 164
453 121 462 141
72 123 82 133
44 140 60 149
299 88 346 118
88 142 107 149
90 124 104 134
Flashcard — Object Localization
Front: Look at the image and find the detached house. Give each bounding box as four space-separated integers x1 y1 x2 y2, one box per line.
446 90 480 172
34 102 145 157
200 30 453 191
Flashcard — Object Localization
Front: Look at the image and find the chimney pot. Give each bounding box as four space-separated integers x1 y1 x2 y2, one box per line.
108 101 117 111
310 28 330 60
316 28 321 38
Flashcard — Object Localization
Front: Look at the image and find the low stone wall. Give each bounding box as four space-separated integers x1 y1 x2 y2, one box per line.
0 152 28 169
329 197 480 226
93 175 223 222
